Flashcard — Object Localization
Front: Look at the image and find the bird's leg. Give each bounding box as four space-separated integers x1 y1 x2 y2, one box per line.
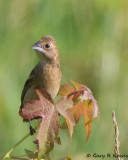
29 120 36 135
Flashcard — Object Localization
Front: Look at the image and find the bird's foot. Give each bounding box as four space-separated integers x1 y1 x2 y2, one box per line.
30 125 36 135
29 120 36 135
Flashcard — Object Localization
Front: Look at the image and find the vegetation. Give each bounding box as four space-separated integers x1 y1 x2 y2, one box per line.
2 81 99 159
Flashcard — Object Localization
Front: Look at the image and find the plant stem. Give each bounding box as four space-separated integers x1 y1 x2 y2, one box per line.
10 155 27 158
1 125 39 160
2 133 30 160
46 153 52 160
9 156 29 160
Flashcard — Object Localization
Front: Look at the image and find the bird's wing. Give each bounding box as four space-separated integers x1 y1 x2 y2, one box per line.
20 69 35 107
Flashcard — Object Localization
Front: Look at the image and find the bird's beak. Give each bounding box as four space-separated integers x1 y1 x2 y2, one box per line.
32 42 44 53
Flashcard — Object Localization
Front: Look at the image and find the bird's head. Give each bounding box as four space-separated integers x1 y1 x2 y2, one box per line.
32 36 59 65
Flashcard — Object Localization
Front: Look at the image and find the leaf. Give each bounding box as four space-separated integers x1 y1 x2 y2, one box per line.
56 97 75 137
69 100 93 142
35 88 54 104
37 108 60 159
57 80 99 142
92 98 99 118
25 149 38 159
70 80 84 90
60 120 68 129
69 101 83 123
54 136 61 145
82 100 93 142
67 81 99 142
58 83 74 96
70 81 99 118
65 118 74 138
19 89 54 120
20 89 60 159
65 155 71 160
58 155 71 160
80 84 99 118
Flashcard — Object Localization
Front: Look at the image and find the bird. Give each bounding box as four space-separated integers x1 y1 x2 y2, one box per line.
20 35 61 134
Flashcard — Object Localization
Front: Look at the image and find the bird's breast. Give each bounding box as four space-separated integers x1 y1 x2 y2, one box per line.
36 64 61 100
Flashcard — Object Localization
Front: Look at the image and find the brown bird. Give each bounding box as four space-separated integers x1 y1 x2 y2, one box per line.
20 35 61 134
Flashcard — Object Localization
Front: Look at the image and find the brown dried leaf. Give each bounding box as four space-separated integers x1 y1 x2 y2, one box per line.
19 89 60 159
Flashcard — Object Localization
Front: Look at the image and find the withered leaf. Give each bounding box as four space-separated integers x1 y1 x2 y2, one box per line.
20 89 60 159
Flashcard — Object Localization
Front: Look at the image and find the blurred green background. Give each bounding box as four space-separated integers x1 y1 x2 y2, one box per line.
0 0 128 159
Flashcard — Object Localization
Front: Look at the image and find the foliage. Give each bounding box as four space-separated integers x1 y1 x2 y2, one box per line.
18 81 99 159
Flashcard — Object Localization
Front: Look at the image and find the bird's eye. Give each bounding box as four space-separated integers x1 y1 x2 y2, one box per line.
45 44 50 48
